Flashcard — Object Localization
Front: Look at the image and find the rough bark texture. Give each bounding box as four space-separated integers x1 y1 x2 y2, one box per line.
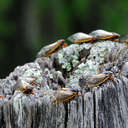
0 40 128 128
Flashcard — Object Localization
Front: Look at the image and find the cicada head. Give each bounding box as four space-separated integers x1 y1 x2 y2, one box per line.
110 32 120 42
71 88 82 96
23 86 34 94
103 71 114 80
62 42 68 47
57 39 68 48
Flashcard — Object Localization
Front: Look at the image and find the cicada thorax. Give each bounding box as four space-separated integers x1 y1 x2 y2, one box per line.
67 32 94 44
52 88 81 104
45 40 67 56
37 39 67 57
89 30 120 42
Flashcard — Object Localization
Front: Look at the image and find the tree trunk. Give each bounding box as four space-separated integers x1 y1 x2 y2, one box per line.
0 40 128 128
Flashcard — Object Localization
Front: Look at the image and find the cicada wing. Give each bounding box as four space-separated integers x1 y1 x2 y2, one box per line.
46 42 61 56
88 75 110 89
74 38 93 44
52 94 76 104
98 35 114 40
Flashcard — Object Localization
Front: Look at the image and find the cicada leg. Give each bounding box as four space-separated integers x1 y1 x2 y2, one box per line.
112 38 119 42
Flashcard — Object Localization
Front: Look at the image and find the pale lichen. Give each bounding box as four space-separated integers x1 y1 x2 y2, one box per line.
57 43 92 72
16 62 43 85
59 41 118 87
57 44 80 71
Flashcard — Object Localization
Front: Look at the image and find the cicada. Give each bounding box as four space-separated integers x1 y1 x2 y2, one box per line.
89 29 120 42
79 71 114 90
16 79 36 95
67 32 94 44
120 62 128 77
52 88 82 104
37 39 67 57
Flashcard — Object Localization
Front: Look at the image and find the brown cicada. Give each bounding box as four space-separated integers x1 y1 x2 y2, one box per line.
16 79 37 95
52 88 82 104
67 32 94 44
89 29 120 42
37 39 67 57
79 71 114 90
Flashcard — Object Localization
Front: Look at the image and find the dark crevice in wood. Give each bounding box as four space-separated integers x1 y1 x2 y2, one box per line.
64 103 68 128
82 94 85 128
31 118 33 128
79 47 91 63
93 91 96 128
1 106 6 128
52 57 68 79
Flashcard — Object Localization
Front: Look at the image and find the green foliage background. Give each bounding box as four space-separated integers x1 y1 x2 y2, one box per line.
0 0 128 77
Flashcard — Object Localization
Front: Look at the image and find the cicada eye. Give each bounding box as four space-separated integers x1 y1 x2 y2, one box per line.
58 39 64 44
72 88 82 94
71 88 77 92
103 71 112 75
57 40 67 47
62 42 68 47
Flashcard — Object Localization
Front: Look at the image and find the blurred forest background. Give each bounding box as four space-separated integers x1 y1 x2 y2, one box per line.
0 0 128 78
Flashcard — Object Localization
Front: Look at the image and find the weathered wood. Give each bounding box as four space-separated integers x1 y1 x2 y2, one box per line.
0 40 128 128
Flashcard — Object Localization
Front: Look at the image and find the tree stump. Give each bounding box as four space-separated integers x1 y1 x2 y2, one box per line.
0 40 128 128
